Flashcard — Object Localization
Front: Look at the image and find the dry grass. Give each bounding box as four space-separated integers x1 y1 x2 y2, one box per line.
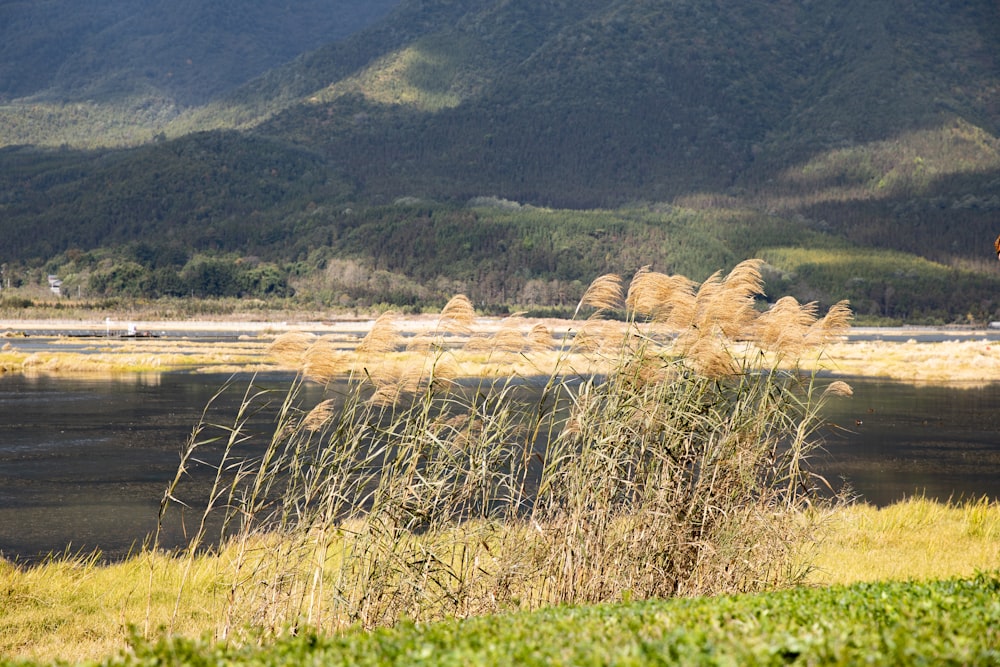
0 304 995 385
4 497 1000 663
808 496 1000 586
814 337 1000 385
132 262 860 644
6 267 1000 661
0 550 226 663
0 335 272 375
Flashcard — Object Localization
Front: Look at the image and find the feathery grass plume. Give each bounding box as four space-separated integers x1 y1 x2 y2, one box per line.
672 271 725 357
405 332 437 353
527 323 553 352
462 332 494 353
368 383 404 407
357 312 399 355
302 336 347 384
571 319 627 355
438 295 476 335
805 300 853 347
709 259 766 340
427 358 460 391
396 366 428 394
395 356 459 394
361 364 402 391
691 270 724 326
663 282 699 331
492 316 529 354
302 399 336 432
822 380 854 398
619 349 675 389
626 266 678 320
268 331 317 368
755 296 820 359
682 334 737 378
632 271 702 332
574 274 624 319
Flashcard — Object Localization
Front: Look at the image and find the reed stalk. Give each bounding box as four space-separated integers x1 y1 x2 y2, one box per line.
156 260 854 640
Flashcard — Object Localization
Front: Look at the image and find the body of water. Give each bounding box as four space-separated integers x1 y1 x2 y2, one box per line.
1 370 999 562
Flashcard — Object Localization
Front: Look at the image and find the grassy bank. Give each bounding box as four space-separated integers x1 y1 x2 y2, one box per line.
2 499 999 663
108 572 1000 666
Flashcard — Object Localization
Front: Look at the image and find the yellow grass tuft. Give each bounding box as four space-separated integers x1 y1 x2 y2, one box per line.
438 295 476 334
302 399 336 431
491 316 530 355
754 296 821 359
357 312 399 355
711 259 766 339
625 267 699 328
268 331 317 367
619 260 851 377
805 299 853 347
822 380 854 398
809 497 1000 586
575 274 624 318
368 383 404 407
527 323 554 351
571 319 627 356
680 335 738 377
302 336 348 384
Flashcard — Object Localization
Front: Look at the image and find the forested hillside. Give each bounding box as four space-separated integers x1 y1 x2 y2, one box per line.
1 0 998 322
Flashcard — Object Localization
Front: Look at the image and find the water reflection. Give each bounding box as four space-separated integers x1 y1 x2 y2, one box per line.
0 372 318 562
814 380 1000 506
1 372 999 562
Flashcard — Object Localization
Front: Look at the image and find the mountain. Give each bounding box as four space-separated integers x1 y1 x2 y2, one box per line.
0 0 399 105
1 0 999 322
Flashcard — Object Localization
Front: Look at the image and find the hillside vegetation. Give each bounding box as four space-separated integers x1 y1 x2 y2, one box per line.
0 0 999 322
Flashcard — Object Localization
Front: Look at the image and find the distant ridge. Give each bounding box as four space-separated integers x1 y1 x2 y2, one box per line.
0 0 998 321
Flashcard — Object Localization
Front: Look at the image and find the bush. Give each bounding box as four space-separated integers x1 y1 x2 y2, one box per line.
0 296 34 309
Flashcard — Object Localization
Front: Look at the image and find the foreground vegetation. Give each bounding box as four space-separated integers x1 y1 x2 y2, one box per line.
3 264 999 664
3 498 999 663
107 572 1000 666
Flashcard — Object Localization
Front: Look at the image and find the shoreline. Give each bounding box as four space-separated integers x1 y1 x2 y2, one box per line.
4 317 1000 384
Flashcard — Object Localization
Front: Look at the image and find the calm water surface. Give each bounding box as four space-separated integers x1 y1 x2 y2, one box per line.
0 372 322 562
1 371 999 562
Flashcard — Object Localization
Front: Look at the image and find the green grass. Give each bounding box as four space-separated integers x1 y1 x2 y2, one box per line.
83 572 1000 666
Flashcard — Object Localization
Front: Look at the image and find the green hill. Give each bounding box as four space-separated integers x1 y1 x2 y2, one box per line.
1 0 999 322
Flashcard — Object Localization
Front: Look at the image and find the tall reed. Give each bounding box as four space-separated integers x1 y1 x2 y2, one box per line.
155 259 853 640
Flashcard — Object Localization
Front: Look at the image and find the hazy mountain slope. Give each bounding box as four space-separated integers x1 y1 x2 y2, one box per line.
0 0 399 105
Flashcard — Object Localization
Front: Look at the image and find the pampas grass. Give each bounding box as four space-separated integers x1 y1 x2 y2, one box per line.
153 259 855 642
574 274 624 318
356 311 400 354
438 295 476 334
